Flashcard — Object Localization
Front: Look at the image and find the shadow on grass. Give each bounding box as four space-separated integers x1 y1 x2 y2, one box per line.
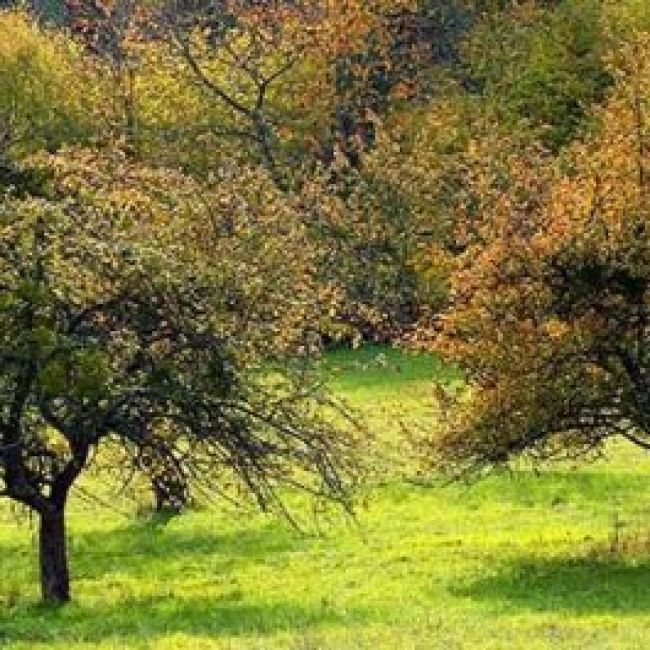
0 516 370 644
0 595 370 644
0 516 301 590
68 516 301 581
456 555 650 614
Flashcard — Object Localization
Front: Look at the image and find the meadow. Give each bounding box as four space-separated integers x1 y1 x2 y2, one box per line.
2 347 650 649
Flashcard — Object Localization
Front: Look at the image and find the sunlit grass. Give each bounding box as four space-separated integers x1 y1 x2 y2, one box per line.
2 346 650 649
321 344 461 480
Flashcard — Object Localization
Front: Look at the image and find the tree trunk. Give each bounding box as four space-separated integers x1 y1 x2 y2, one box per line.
39 505 70 604
151 476 186 514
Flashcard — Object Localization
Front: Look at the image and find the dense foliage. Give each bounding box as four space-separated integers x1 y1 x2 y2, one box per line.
4 0 650 605
420 32 650 475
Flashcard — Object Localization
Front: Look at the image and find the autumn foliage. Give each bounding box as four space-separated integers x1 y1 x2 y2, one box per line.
422 33 650 475
4 0 650 605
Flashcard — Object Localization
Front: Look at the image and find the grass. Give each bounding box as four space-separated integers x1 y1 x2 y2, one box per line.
3 346 650 648
320 345 461 479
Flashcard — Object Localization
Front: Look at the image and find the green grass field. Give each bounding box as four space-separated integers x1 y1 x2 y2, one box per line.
3 346 650 649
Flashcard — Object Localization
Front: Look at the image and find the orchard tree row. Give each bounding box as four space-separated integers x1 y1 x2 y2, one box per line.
2 0 650 604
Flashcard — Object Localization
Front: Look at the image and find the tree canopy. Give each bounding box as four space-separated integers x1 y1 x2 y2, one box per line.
419 33 650 476
0 148 358 603
4 0 650 606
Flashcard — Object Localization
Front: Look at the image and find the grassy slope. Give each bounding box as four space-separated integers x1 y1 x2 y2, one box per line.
2 347 650 648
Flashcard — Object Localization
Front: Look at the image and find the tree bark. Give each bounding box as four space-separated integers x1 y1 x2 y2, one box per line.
39 505 70 604
151 476 186 514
